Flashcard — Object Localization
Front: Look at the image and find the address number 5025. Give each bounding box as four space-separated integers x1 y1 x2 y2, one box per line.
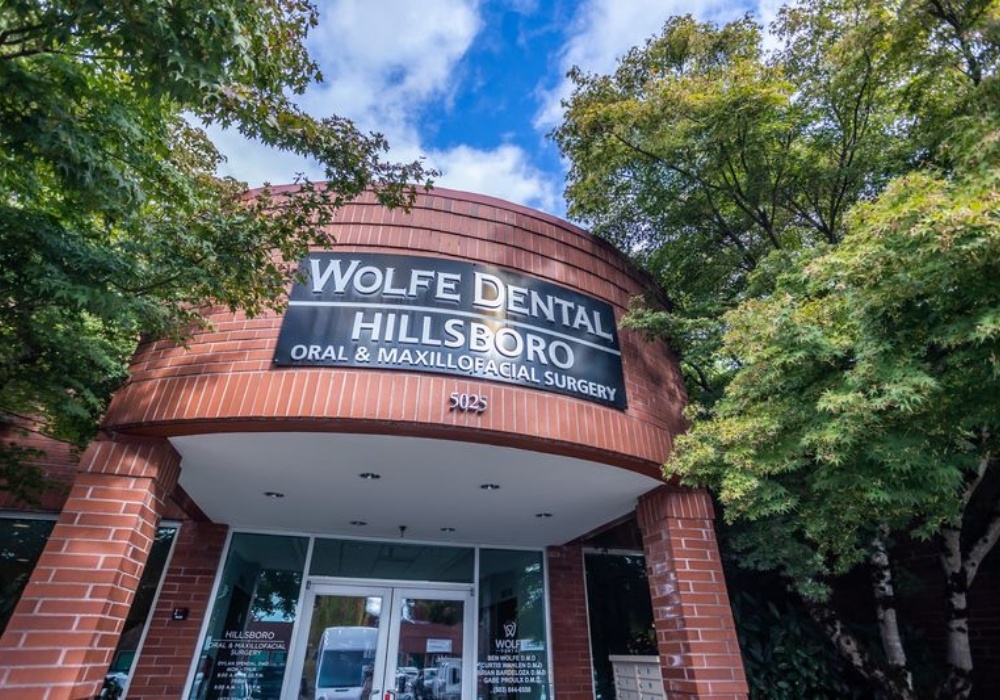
449 392 488 414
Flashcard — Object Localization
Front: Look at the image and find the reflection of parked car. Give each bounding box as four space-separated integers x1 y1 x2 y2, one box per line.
399 666 419 689
415 668 438 700
98 673 127 699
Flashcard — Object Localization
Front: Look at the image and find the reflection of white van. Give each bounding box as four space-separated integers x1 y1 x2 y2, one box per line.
315 627 378 700
435 658 461 700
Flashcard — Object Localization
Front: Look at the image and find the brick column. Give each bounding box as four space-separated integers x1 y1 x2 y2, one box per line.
547 542 594 700
128 521 228 699
637 488 748 700
0 437 181 700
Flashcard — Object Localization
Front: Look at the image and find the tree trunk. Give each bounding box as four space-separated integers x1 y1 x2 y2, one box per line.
806 602 916 700
870 532 913 692
939 525 973 700
937 448 999 700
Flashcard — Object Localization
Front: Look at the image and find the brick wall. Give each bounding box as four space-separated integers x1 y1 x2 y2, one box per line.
0 438 180 700
637 488 748 700
100 188 686 479
127 521 228 699
548 542 594 700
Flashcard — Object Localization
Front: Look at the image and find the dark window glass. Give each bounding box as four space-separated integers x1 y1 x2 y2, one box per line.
0 517 55 634
310 538 474 583
189 533 309 700
477 549 550 700
584 552 655 700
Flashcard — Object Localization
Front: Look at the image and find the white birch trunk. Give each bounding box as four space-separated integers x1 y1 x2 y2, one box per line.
870 533 912 691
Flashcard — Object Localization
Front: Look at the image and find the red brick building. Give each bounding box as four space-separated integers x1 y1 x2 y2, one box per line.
0 189 748 700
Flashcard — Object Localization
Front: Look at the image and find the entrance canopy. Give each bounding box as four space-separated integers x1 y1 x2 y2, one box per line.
172 432 663 547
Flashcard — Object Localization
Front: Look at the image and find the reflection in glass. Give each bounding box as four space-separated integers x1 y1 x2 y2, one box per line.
477 550 549 700
310 539 474 583
0 517 55 634
399 597 464 700
190 533 308 700
584 553 655 700
298 594 382 700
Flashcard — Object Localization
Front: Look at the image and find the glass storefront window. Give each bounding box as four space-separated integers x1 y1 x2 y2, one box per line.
192 537 553 700
584 552 655 700
0 516 56 634
189 533 309 700
477 549 550 700
310 539 474 583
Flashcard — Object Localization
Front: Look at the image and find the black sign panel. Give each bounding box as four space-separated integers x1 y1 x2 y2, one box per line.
273 253 626 409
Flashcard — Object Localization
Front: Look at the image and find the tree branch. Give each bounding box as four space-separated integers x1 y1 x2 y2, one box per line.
960 434 990 508
807 601 916 700
611 132 761 268
927 0 985 85
965 504 1000 587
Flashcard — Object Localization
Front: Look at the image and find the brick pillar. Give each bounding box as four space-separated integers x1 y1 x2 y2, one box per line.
637 488 748 700
0 437 181 700
547 542 594 700
128 521 228 699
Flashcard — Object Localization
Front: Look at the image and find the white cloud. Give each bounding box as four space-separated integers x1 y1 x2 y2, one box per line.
534 0 779 132
210 0 784 217
301 0 482 147
428 144 561 214
757 0 784 53
211 0 565 214
209 0 484 186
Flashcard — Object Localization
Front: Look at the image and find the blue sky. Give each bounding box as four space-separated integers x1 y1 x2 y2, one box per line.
213 0 780 218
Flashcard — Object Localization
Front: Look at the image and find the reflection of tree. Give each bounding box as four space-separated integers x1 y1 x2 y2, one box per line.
585 554 655 653
585 554 656 700
309 595 378 634
478 552 548 700
251 569 302 621
515 561 544 641
414 600 461 626
0 519 55 632
123 527 177 633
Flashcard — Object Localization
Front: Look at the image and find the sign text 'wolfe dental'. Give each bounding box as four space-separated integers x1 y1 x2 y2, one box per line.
273 253 626 409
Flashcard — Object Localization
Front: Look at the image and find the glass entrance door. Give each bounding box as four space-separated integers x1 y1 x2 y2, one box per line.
287 584 471 700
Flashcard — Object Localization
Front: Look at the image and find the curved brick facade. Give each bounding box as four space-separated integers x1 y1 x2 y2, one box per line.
0 188 747 700
104 188 686 475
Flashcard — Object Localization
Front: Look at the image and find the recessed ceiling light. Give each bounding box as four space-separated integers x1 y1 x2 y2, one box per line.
535 512 553 518
480 483 500 491
263 491 285 499
358 472 381 480
440 527 456 533
350 520 368 526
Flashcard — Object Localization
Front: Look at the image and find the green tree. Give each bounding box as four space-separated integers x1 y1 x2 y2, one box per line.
555 2 1000 697
672 136 1000 698
553 8 907 407
0 1 433 499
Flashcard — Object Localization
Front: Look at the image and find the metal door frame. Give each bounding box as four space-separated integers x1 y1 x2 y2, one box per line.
284 580 475 700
